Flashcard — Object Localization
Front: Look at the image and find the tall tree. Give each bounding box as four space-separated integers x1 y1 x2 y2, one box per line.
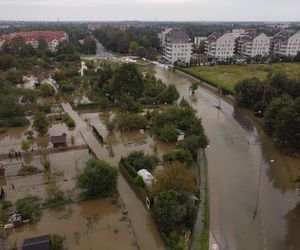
111 63 144 99
77 159 118 198
83 36 97 54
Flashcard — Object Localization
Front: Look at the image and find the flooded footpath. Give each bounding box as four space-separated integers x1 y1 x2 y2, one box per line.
61 103 166 250
150 65 300 250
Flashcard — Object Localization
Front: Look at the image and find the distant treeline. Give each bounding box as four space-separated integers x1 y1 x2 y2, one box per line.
92 26 160 58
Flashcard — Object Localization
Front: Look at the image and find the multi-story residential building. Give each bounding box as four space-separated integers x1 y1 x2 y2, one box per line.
162 28 192 64
194 37 206 47
205 32 235 59
238 33 270 57
0 31 68 52
271 31 300 57
229 29 246 38
159 28 173 47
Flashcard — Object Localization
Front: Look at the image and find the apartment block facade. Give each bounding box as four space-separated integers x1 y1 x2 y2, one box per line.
271 31 300 57
162 28 192 64
238 33 270 57
205 32 235 59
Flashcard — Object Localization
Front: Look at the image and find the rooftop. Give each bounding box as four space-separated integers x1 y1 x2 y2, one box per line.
22 234 51 250
273 30 298 40
165 28 190 43
50 133 67 145
0 31 68 43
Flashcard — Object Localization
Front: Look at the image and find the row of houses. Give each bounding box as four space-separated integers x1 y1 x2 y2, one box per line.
202 29 300 59
0 31 69 52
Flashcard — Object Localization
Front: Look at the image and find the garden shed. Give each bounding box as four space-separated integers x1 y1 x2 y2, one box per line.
22 235 51 250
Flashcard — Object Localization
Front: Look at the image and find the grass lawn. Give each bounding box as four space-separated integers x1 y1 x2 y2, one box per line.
182 63 300 94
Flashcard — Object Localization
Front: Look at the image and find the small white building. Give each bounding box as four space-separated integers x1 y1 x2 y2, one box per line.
162 28 193 64
137 169 155 186
205 32 235 59
238 33 271 57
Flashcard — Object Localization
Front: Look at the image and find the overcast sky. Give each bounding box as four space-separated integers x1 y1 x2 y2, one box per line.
0 0 299 22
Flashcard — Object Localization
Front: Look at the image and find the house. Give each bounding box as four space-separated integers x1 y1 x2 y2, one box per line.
22 235 51 250
162 28 193 64
137 169 155 186
0 31 68 52
205 32 235 59
50 133 67 148
271 30 300 57
237 33 271 57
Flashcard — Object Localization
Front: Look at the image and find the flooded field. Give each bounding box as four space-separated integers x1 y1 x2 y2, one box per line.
0 117 84 155
81 110 176 164
0 149 91 203
6 198 137 250
2 149 138 250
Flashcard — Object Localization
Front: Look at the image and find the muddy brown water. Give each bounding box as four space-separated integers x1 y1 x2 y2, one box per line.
0 117 84 155
150 65 300 250
6 198 138 250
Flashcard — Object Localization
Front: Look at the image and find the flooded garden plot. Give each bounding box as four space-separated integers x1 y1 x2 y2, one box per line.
80 110 177 165
2 149 138 250
0 112 85 155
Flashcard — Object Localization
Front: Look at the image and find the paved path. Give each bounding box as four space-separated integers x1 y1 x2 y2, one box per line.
61 102 165 250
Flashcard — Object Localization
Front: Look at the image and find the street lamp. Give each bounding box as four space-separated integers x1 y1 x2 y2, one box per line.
253 157 263 220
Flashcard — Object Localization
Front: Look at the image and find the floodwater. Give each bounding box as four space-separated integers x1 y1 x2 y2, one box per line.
6 198 138 250
151 65 300 250
1 149 91 203
4 149 139 250
61 103 166 250
0 117 84 154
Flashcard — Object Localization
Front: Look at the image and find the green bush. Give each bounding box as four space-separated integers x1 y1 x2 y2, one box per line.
77 159 118 198
134 175 146 189
156 123 178 142
120 151 158 172
114 113 148 131
63 114 75 128
163 149 193 165
51 234 65 250
15 195 41 221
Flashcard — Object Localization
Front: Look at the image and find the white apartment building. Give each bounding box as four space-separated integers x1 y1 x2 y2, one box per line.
238 33 270 57
272 31 300 57
194 37 206 47
205 32 235 59
159 28 173 47
162 28 192 64
229 29 246 38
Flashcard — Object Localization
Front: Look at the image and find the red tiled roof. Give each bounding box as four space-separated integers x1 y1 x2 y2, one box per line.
0 31 68 43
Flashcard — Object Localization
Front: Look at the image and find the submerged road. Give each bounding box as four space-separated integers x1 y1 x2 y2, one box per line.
61 102 165 250
152 65 300 250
